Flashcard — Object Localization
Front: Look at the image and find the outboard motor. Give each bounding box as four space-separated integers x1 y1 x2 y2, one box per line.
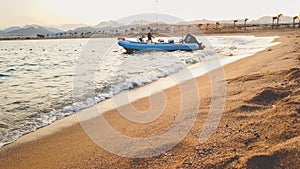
168 39 175 44
184 34 205 50
158 39 165 43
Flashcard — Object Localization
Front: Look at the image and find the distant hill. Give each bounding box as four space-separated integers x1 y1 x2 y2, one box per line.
180 18 250 25
68 26 97 34
94 20 124 29
2 25 63 36
129 20 153 26
42 26 63 34
252 16 294 24
183 16 295 25
250 16 272 24
117 13 184 24
23 24 63 34
56 24 88 31
3 26 22 33
1 15 297 37
7 26 52 36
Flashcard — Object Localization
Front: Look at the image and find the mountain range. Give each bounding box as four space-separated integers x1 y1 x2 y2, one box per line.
2 25 63 36
117 13 184 24
55 24 88 31
0 15 297 36
183 16 296 25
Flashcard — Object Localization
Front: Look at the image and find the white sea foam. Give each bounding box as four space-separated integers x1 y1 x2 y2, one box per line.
0 36 279 147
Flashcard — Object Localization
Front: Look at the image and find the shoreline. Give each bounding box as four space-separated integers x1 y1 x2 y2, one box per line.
0 35 279 148
0 30 299 168
0 28 296 41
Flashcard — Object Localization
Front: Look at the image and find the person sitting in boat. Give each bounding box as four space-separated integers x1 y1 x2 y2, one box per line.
147 32 154 43
137 34 144 43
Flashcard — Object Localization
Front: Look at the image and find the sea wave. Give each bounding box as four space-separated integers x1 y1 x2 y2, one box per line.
0 36 278 147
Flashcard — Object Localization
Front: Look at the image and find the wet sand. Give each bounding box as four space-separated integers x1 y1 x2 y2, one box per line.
0 29 299 169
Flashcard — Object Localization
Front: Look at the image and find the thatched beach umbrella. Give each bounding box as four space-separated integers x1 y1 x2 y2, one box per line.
293 16 299 28
198 24 203 30
233 20 238 30
244 18 249 30
206 23 210 29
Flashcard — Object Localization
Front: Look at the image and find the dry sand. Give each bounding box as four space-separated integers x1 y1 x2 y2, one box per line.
0 29 299 169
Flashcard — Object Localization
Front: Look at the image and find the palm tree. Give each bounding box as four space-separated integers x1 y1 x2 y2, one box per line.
277 14 283 28
198 24 203 30
293 16 299 28
244 18 249 30
233 20 238 30
216 22 220 29
206 23 210 29
272 16 278 29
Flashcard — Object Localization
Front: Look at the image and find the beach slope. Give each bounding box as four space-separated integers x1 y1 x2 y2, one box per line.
0 30 299 169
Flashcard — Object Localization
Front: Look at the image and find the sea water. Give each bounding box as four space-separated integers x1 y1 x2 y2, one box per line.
0 36 279 147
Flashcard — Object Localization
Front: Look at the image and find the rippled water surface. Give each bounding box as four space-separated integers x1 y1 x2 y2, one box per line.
0 36 277 146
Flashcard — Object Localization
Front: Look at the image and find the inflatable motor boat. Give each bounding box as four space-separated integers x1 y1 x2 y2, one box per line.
118 34 204 53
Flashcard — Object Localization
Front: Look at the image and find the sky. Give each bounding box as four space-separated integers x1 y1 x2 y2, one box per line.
0 0 299 29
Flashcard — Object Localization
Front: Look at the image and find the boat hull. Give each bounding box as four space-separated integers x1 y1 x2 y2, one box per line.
118 40 201 53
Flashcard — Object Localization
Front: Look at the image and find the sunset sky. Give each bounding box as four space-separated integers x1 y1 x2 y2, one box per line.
0 0 299 29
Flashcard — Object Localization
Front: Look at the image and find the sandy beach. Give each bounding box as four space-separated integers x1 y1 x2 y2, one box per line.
0 29 299 169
